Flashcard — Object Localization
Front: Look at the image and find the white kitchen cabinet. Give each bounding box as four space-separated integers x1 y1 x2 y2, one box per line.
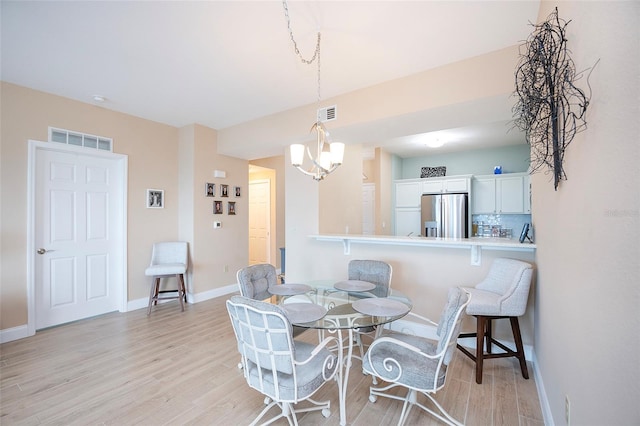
472 177 497 213
422 176 470 193
395 208 421 236
395 181 422 208
472 173 530 214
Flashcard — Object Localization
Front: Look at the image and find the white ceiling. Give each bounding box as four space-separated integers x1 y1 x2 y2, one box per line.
1 1 540 159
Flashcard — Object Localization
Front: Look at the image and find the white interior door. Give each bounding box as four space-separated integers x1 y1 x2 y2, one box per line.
248 180 271 265
362 183 375 235
33 144 125 330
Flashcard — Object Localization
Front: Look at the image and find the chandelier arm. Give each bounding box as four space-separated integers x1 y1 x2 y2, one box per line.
293 165 326 181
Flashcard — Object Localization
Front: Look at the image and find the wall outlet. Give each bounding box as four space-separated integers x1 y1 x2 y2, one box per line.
223 265 229 273
565 395 570 425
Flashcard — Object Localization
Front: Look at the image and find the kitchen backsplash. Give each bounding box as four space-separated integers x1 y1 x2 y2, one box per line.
472 214 532 240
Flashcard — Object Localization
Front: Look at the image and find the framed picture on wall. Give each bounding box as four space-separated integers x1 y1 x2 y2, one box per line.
214 200 223 214
146 189 164 209
228 201 236 215
221 184 229 197
234 186 241 197
205 182 215 197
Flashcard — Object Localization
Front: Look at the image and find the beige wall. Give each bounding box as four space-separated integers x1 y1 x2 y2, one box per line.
217 45 519 157
532 2 639 425
190 124 248 296
0 83 248 330
375 147 393 235
319 144 363 235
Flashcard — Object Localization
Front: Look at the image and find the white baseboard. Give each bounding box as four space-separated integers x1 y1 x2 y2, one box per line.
1 284 240 344
531 350 554 426
0 324 31 343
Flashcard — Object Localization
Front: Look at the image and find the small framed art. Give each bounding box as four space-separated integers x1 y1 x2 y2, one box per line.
205 182 215 197
147 189 164 209
214 200 223 214
221 184 229 197
234 186 241 197
228 201 236 215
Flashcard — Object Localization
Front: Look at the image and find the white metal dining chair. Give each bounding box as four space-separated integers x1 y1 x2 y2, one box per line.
145 241 188 315
226 295 339 425
363 287 471 426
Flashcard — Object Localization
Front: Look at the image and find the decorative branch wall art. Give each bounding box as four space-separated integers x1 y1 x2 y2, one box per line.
513 7 597 190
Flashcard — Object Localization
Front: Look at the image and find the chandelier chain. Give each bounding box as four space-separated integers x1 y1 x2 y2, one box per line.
282 0 322 104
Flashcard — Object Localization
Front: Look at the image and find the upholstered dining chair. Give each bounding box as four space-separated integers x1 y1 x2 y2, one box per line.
145 241 188 315
348 259 392 298
363 287 471 426
226 295 338 425
346 259 393 357
237 263 278 300
456 257 533 384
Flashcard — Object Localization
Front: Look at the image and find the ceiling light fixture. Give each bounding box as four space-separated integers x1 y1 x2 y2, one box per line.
92 95 106 103
425 139 445 148
282 0 344 181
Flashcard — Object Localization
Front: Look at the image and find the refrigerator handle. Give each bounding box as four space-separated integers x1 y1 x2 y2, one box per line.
436 195 443 238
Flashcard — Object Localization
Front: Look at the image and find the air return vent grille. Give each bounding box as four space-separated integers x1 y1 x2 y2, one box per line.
317 105 337 122
48 127 113 151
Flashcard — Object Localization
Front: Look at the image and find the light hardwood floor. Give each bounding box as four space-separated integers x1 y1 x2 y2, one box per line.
0 296 544 425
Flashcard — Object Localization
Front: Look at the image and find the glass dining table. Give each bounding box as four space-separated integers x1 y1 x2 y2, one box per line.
258 280 413 426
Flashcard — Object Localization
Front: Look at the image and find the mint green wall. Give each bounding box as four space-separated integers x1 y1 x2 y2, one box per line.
400 144 530 179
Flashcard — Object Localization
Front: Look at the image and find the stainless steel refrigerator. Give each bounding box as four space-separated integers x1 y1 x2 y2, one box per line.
421 192 469 238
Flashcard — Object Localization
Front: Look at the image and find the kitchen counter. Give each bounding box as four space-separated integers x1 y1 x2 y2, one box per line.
311 234 536 265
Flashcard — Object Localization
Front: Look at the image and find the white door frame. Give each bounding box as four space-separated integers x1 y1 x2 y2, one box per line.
26 140 128 337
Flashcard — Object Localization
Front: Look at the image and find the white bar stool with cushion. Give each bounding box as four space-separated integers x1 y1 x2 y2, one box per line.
145 241 188 315
457 257 533 384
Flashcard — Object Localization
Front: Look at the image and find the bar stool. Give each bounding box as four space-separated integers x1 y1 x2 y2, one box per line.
457 258 533 384
145 242 188 315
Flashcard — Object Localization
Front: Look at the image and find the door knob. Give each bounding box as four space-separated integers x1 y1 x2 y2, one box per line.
37 248 48 255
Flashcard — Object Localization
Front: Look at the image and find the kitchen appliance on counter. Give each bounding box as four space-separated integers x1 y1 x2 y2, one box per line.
421 192 469 238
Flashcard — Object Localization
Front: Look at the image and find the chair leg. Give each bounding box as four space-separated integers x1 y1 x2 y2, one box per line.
510 317 529 379
475 315 486 384
147 277 160 315
485 317 493 353
180 273 187 302
177 273 185 312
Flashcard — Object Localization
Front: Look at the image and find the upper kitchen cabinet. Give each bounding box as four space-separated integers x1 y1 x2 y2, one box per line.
472 173 531 214
394 175 472 208
395 180 423 208
422 175 471 193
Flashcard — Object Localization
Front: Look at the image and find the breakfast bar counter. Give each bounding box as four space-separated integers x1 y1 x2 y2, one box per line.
311 234 536 265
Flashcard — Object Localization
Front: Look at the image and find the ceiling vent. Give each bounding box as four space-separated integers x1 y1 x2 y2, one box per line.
317 105 337 122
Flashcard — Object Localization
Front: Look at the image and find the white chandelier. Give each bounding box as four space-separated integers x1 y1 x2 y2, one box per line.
282 1 345 181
